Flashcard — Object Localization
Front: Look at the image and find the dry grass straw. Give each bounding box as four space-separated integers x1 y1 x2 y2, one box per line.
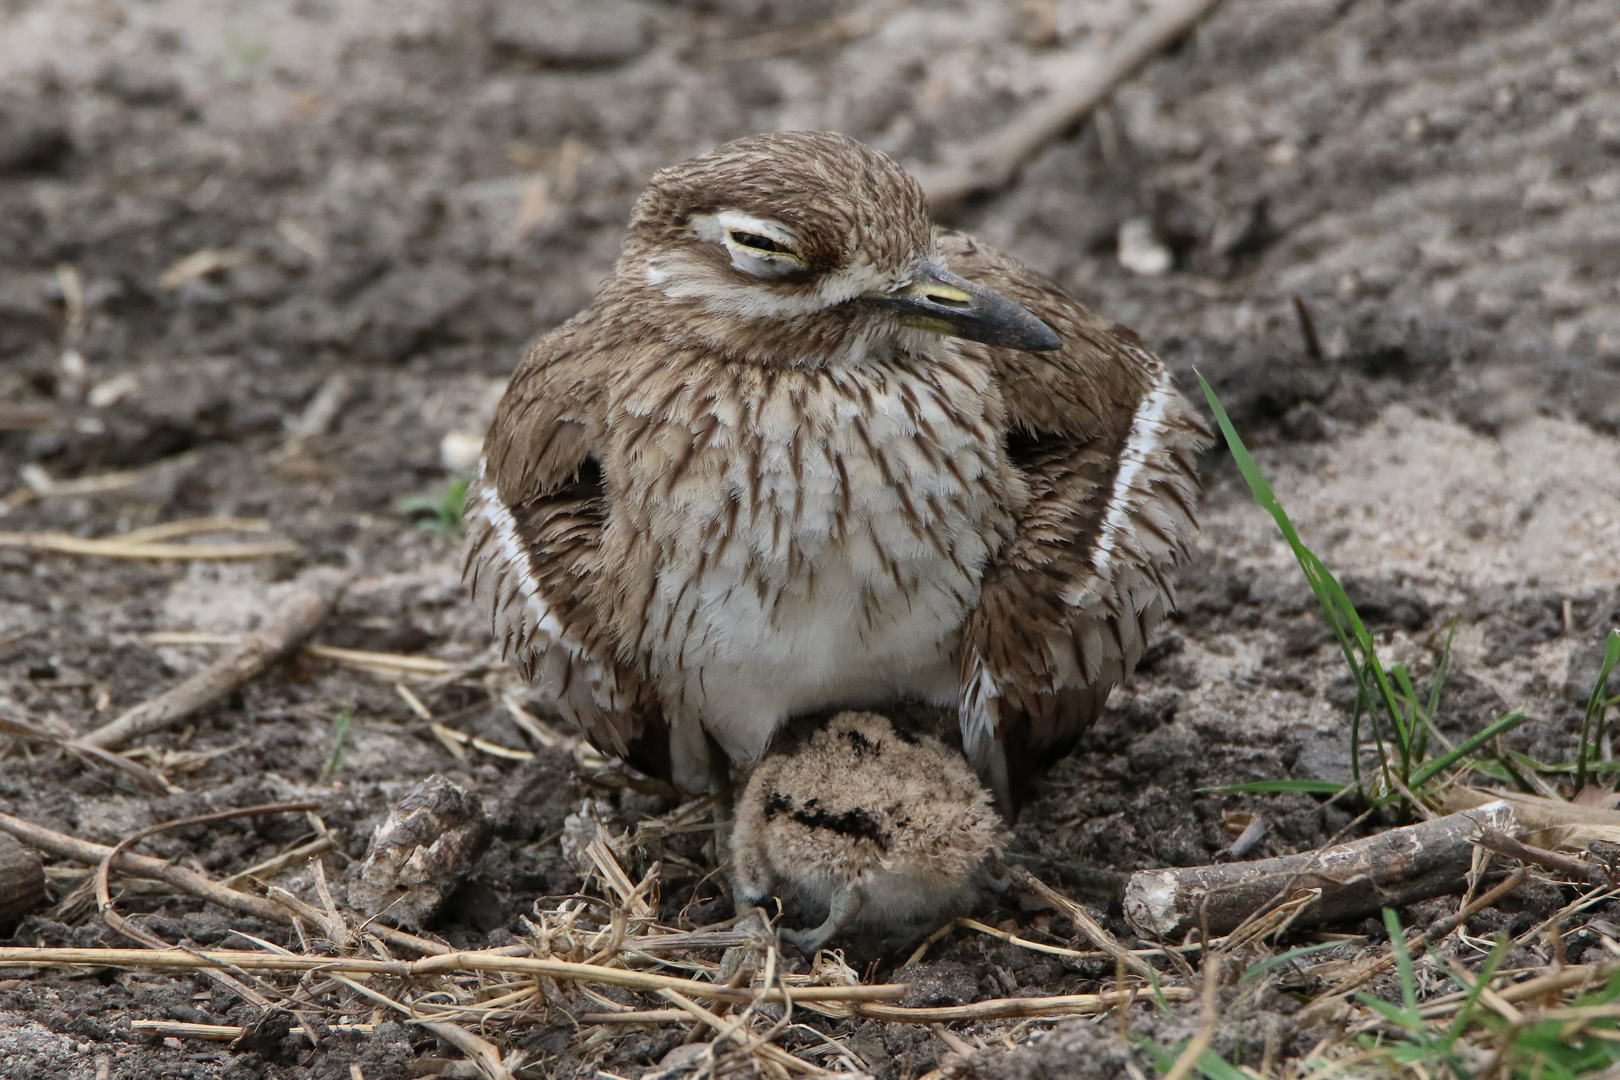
0 516 297 559
0 785 1210 1078
19 789 1620 1077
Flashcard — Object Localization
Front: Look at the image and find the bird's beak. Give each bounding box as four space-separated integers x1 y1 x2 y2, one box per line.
861 260 1063 352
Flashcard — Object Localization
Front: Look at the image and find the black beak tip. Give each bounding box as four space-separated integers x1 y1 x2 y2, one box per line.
1024 318 1064 352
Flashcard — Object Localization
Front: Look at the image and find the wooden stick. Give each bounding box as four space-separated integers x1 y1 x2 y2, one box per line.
1475 826 1607 886
1008 865 1152 977
1124 801 1519 939
916 0 1224 212
0 833 46 927
0 713 175 794
80 569 347 749
0 809 447 957
0 947 909 1005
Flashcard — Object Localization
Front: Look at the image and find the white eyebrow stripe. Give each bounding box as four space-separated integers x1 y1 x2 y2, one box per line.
708 210 799 248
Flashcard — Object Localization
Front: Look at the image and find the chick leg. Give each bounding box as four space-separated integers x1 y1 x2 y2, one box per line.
781 884 864 955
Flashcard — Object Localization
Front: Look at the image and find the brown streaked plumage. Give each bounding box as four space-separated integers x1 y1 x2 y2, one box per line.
731 711 1005 953
464 130 1209 812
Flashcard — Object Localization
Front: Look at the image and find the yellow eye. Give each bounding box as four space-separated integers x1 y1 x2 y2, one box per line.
729 230 793 256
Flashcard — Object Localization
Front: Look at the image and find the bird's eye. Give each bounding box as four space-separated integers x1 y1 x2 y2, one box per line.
729 231 792 256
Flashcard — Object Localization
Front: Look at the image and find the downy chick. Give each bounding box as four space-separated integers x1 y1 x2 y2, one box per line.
731 711 1006 953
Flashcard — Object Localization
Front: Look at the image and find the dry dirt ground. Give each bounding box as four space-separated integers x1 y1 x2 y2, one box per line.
1 0 1618 1077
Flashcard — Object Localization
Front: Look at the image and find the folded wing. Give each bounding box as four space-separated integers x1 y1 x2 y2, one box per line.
463 324 672 780
941 230 1210 813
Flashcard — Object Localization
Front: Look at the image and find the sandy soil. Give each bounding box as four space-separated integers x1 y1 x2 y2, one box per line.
1 0 1618 1076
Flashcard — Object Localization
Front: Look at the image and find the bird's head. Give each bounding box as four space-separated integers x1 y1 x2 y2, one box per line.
612 131 1061 364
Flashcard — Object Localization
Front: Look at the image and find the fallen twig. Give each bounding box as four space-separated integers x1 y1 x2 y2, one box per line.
1475 826 1607 886
0 809 446 957
0 713 175 794
1007 865 1153 977
0 947 910 1005
130 1020 374 1041
916 0 1224 212
81 568 347 750
0 516 296 560
148 633 460 680
1124 801 1519 939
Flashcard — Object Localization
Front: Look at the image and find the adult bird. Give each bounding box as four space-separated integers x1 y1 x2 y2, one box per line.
464 130 1207 815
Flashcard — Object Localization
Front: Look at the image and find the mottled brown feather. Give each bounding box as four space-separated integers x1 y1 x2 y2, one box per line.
465 131 1208 810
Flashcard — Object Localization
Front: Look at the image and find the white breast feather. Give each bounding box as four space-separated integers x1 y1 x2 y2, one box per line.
642 364 1004 767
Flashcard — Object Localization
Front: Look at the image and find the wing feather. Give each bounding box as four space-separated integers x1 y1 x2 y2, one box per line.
940 230 1210 812
463 327 671 780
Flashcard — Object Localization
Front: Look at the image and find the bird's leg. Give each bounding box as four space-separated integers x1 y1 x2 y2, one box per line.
781 884 864 956
707 745 736 871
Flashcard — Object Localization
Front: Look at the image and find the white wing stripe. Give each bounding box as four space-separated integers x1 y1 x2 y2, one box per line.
1067 362 1177 605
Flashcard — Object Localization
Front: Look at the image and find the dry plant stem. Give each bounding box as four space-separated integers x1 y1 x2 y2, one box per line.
1008 866 1153 977
0 947 908 1004
415 1021 517 1080
1163 954 1220 1080
0 714 175 793
0 532 297 560
82 569 347 750
916 0 1224 211
1300 867 1533 1020
579 1009 691 1024
1475 826 1607 885
0 809 445 956
658 989 821 1076
930 1022 977 1057
0 809 296 925
1444 786 1620 835
1124 802 1519 939
130 1021 374 1041
95 800 332 1017
220 836 335 888
844 987 1194 1024
0 833 46 925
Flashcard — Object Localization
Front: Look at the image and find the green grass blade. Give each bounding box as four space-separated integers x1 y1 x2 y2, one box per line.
1577 629 1620 794
1393 664 1427 764
1408 709 1527 790
1447 933 1509 1041
1196 779 1349 795
1383 909 1419 1017
325 706 353 776
1238 940 1343 984
1197 375 1408 789
1426 624 1455 722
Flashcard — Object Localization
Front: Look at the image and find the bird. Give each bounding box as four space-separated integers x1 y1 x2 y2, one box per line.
730 710 1005 953
464 129 1208 816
